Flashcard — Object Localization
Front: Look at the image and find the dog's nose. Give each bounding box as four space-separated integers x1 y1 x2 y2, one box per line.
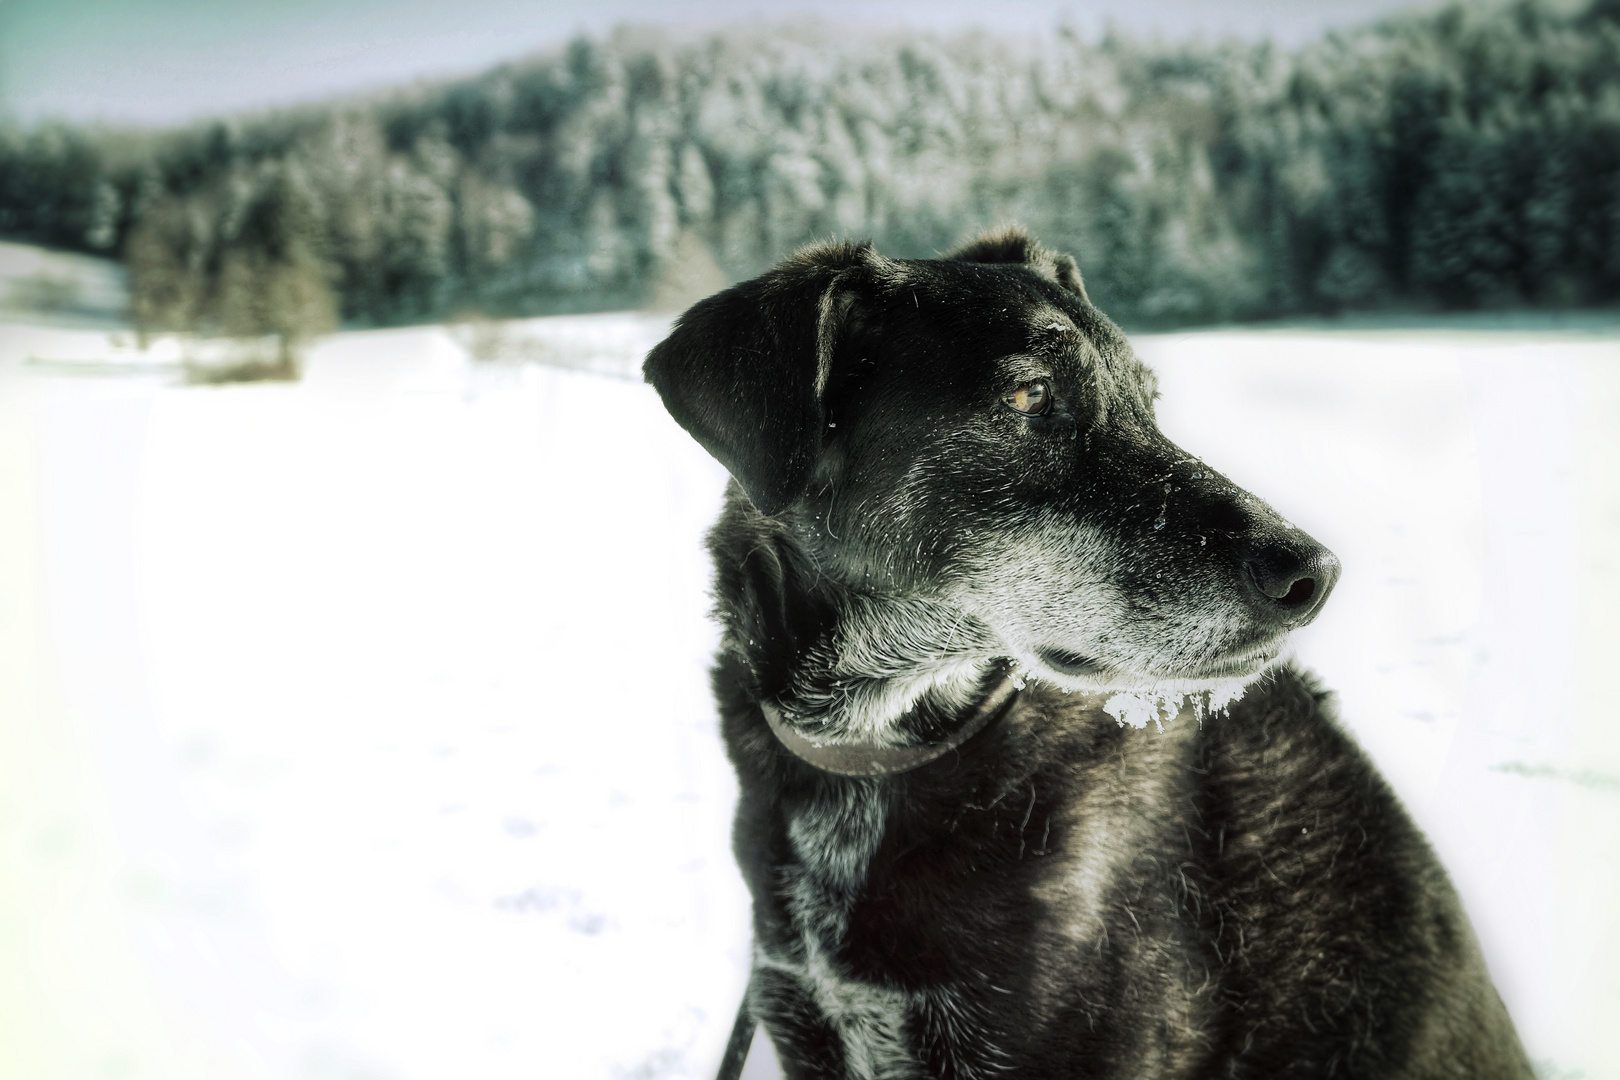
1242 539 1341 627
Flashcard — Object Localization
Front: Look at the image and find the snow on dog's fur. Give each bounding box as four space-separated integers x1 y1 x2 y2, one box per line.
646 229 1531 1078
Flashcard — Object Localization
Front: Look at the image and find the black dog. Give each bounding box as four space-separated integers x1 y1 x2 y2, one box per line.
645 230 1530 1078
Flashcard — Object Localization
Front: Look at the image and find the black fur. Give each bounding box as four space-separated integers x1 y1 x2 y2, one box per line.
645 229 1531 1078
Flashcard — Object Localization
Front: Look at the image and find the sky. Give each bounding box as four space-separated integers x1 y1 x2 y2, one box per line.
0 0 1448 128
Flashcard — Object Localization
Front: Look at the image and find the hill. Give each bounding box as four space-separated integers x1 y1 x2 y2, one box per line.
2 0 1618 332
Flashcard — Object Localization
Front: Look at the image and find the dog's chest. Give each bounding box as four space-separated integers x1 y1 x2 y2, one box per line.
764 782 925 1080
761 776 1041 1079
752 705 1216 1079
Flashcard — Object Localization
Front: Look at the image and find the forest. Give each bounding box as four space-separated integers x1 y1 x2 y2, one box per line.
2 0 1618 340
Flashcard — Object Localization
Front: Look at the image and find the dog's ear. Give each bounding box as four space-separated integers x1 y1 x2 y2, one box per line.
644 241 882 516
947 226 1044 266
948 226 1090 303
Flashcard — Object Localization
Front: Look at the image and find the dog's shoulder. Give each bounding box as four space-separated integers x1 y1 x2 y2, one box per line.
1178 665 1528 1074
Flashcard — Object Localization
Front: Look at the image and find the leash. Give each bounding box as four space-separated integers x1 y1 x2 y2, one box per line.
714 663 1023 1079
716 991 756 1080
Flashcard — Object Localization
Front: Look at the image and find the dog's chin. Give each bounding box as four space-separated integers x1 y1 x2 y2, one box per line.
1175 638 1290 682
1025 638 1287 697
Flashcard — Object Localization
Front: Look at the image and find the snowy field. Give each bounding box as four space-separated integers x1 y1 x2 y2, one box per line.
1 312 1618 1079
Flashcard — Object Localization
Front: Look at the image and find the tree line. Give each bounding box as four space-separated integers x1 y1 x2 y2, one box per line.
2 0 1617 342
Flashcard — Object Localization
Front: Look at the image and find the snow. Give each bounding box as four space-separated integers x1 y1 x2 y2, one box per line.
1100 679 1250 732
1 313 1617 1079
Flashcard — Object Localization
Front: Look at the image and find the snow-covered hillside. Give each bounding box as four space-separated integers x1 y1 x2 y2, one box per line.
1 314 1616 1079
0 241 128 326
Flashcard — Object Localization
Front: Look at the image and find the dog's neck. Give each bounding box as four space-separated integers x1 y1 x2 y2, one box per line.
759 662 1022 774
711 496 1008 748
770 591 1007 747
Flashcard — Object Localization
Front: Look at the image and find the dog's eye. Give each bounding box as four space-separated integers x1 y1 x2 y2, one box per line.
1003 380 1051 416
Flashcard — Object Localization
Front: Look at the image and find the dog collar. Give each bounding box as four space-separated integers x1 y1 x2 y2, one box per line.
758 663 1022 777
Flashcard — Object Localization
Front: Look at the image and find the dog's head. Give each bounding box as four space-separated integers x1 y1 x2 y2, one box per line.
645 229 1338 696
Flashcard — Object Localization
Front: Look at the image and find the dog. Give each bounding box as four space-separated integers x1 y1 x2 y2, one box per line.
644 229 1531 1078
